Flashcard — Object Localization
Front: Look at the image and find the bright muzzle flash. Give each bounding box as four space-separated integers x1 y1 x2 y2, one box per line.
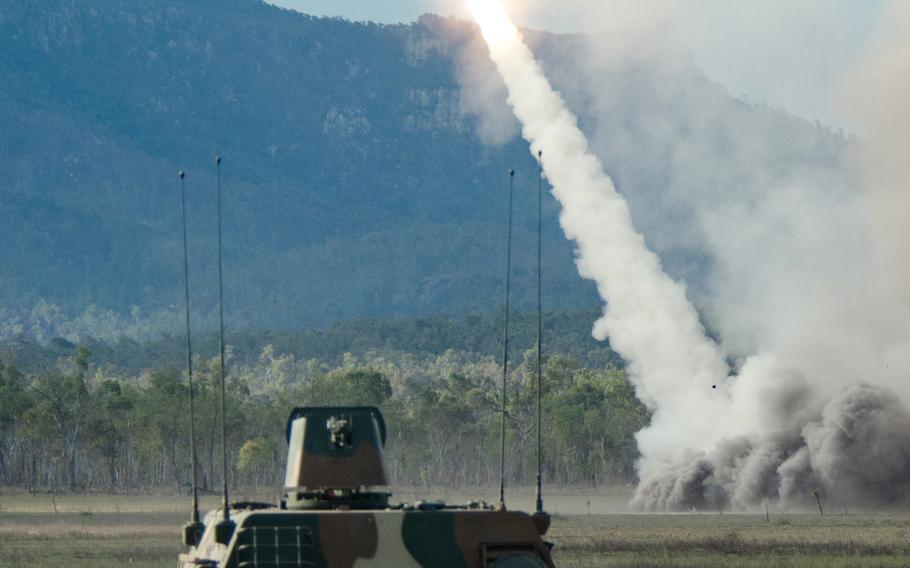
466 0 519 49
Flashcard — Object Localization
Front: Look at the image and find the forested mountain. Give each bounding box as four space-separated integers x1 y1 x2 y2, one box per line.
0 0 850 331
0 2 858 494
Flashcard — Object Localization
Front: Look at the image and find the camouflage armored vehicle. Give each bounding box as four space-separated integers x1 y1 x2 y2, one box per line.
179 406 555 567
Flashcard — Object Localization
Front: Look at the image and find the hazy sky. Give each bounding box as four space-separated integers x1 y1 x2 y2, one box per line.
268 1 887 129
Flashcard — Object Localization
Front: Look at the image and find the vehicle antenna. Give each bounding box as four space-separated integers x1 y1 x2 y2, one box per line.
535 150 544 514
213 155 235 544
179 171 204 545
498 169 515 510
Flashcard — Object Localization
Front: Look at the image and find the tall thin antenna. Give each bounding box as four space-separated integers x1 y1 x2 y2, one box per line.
498 169 515 510
179 171 203 544
535 151 544 514
213 155 234 543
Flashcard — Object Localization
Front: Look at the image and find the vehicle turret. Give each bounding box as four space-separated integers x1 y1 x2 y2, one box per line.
283 406 390 510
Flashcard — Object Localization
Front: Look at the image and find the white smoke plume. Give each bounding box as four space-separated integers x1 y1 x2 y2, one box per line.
466 0 910 510
465 0 735 470
628 0 910 509
838 1 910 304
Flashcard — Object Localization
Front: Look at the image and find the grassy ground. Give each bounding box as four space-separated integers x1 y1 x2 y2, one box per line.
3 491 910 567
0 491 225 567
550 513 910 567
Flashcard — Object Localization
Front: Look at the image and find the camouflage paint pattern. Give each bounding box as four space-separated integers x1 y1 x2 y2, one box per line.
180 407 554 567
285 407 388 492
179 508 554 567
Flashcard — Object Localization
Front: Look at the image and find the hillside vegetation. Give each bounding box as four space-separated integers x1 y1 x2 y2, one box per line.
0 309 645 493
0 0 850 330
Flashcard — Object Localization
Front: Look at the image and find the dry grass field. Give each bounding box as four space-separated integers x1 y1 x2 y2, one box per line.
550 514 910 567
3 490 910 567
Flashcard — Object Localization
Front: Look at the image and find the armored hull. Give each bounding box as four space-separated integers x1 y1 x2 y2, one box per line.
180 507 553 567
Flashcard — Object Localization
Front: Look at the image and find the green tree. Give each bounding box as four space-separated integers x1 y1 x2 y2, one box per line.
0 355 29 484
25 346 91 490
305 368 392 407
137 371 188 490
238 438 273 486
84 379 134 492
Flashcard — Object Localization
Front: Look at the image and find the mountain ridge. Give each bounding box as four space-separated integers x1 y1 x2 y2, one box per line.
0 1 850 332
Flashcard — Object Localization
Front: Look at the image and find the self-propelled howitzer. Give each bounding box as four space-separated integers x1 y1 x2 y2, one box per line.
179 406 555 567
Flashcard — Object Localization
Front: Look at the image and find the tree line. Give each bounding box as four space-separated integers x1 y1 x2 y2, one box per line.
2 307 621 375
0 340 649 495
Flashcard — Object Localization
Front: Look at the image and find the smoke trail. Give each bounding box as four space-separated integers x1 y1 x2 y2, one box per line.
466 0 733 470
467 0 910 512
